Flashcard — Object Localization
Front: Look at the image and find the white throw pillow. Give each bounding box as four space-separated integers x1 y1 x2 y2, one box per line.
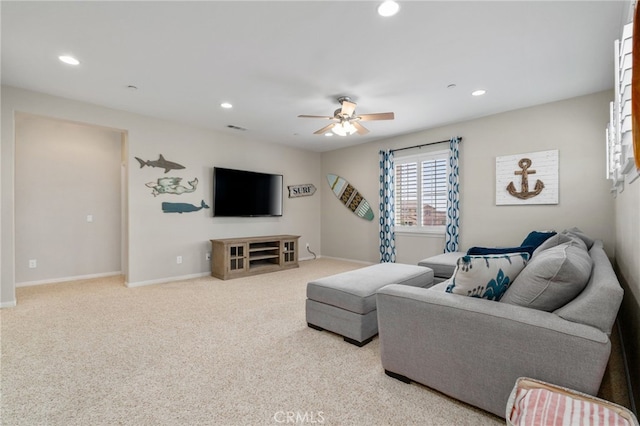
445 252 530 301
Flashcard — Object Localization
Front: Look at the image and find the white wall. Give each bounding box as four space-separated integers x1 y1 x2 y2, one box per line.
321 91 615 264
14 113 123 284
1 86 322 305
614 167 640 409
615 175 640 298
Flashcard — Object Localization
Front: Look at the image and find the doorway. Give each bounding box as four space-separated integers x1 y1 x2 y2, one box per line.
14 113 128 286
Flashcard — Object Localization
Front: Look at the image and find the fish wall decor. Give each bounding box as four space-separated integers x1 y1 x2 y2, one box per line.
146 177 198 197
135 154 185 173
162 200 209 214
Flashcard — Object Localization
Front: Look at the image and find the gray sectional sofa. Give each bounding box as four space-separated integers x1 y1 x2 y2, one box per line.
376 230 624 418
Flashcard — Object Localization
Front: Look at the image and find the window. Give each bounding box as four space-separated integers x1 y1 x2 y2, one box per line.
395 150 449 233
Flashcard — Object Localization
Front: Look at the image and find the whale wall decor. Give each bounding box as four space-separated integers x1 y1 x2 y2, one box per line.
162 200 209 214
135 154 211 215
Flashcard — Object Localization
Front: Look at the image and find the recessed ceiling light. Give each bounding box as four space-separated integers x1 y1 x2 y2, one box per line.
220 102 233 109
471 89 487 96
378 1 399 17
447 84 457 89
58 55 80 66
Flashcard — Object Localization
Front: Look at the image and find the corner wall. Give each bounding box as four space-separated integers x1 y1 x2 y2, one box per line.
1 86 322 305
615 173 640 412
321 91 615 263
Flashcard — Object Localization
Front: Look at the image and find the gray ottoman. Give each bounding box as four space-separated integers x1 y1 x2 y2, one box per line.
417 251 465 283
306 263 434 346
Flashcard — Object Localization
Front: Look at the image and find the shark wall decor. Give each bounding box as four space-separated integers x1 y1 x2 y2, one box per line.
496 150 558 205
146 177 198 197
135 154 185 173
162 200 209 214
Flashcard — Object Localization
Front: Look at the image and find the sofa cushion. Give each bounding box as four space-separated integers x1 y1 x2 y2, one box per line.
445 252 529 301
418 252 465 278
554 240 624 335
531 233 573 257
520 230 557 250
501 243 592 312
562 227 595 250
467 245 535 257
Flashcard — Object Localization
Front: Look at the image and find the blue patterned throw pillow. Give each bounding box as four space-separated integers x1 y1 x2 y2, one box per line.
446 252 530 301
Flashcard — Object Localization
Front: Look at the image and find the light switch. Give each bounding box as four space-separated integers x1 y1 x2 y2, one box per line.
86 215 94 223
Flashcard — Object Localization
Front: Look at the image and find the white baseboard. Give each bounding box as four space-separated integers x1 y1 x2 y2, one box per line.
16 271 123 288
316 256 374 266
0 300 17 308
299 255 318 261
126 272 210 288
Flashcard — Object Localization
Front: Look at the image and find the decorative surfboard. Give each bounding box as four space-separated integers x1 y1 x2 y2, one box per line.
326 174 374 221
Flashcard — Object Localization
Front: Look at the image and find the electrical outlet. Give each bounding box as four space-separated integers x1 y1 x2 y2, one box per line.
306 243 310 249
28 259 37 269
176 256 183 264
206 252 211 261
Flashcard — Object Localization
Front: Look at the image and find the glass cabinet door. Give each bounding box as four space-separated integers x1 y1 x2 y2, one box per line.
228 243 247 272
282 240 297 264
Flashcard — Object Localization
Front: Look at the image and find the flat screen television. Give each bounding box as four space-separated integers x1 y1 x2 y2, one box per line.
213 167 283 217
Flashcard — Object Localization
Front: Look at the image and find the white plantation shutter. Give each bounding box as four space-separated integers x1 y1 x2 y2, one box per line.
421 158 447 226
395 162 418 226
395 150 448 232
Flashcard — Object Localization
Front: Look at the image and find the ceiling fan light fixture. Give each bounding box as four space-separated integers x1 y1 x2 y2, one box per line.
332 121 358 136
378 1 399 17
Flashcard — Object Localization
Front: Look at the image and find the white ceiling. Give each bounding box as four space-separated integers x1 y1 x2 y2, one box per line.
1 1 631 152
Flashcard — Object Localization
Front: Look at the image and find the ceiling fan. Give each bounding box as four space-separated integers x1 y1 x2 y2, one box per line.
298 96 395 136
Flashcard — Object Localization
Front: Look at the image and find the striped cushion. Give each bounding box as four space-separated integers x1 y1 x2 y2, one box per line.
510 387 631 426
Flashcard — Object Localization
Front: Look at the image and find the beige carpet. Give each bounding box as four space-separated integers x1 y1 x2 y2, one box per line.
0 258 628 425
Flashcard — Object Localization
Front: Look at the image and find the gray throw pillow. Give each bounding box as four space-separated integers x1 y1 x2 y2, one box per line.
562 227 595 250
500 243 592 311
531 233 572 258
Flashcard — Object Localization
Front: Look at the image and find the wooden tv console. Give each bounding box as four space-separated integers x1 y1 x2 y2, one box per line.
210 235 300 280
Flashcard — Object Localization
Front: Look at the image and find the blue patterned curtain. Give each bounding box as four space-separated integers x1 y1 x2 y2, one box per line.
379 150 396 262
445 137 461 252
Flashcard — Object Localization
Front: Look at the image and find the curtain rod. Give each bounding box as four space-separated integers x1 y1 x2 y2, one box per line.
390 136 462 153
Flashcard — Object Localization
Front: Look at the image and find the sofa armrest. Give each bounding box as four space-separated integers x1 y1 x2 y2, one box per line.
376 284 612 418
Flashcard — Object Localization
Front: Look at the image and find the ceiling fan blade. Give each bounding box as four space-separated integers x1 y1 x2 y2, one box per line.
340 101 356 117
313 123 336 135
352 121 369 135
298 114 335 119
357 112 395 121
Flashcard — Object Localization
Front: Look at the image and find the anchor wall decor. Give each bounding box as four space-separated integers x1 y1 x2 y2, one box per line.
496 150 558 205
506 158 545 199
